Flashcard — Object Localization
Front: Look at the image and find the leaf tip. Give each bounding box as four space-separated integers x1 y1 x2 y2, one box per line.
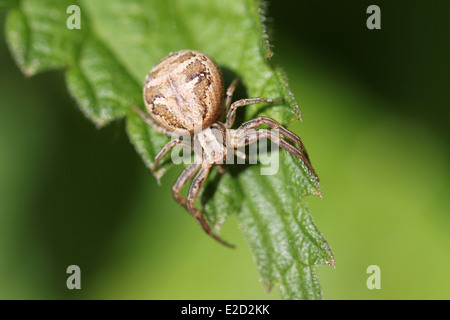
22 66 35 78
330 258 336 268
152 169 165 185
326 254 336 268
314 185 322 198
94 120 105 128
263 281 273 293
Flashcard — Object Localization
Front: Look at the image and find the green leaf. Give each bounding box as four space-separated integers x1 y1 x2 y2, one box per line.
2 0 334 299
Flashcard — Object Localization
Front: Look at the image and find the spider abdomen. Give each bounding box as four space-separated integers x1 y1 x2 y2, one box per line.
144 50 225 134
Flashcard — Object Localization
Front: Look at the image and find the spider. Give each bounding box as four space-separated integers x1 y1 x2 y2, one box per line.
132 50 318 248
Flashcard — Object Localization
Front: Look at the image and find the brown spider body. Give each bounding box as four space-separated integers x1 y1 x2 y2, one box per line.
132 50 318 248
143 50 225 134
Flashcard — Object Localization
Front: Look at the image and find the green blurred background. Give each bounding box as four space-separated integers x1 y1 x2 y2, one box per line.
0 1 448 299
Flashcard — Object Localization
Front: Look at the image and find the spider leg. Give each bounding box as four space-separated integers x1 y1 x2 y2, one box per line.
171 163 234 248
237 116 312 162
225 77 240 110
225 98 283 129
234 149 247 160
151 138 183 174
172 162 201 211
234 128 319 181
187 164 235 248
215 164 228 174
130 105 173 136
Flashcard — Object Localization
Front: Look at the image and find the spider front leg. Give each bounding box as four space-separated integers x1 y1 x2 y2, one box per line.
225 77 240 111
234 127 319 181
151 138 183 174
237 116 312 163
223 77 283 129
225 97 283 129
172 163 234 248
130 105 173 136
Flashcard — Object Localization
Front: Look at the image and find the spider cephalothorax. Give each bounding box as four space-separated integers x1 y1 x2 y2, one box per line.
132 50 318 247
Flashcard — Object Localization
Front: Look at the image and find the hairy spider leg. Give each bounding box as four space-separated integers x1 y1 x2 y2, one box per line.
237 116 313 164
225 77 240 111
172 162 200 210
226 97 283 129
234 125 319 182
132 105 194 174
215 164 227 174
173 162 235 248
224 77 283 129
151 138 183 174
131 105 173 136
